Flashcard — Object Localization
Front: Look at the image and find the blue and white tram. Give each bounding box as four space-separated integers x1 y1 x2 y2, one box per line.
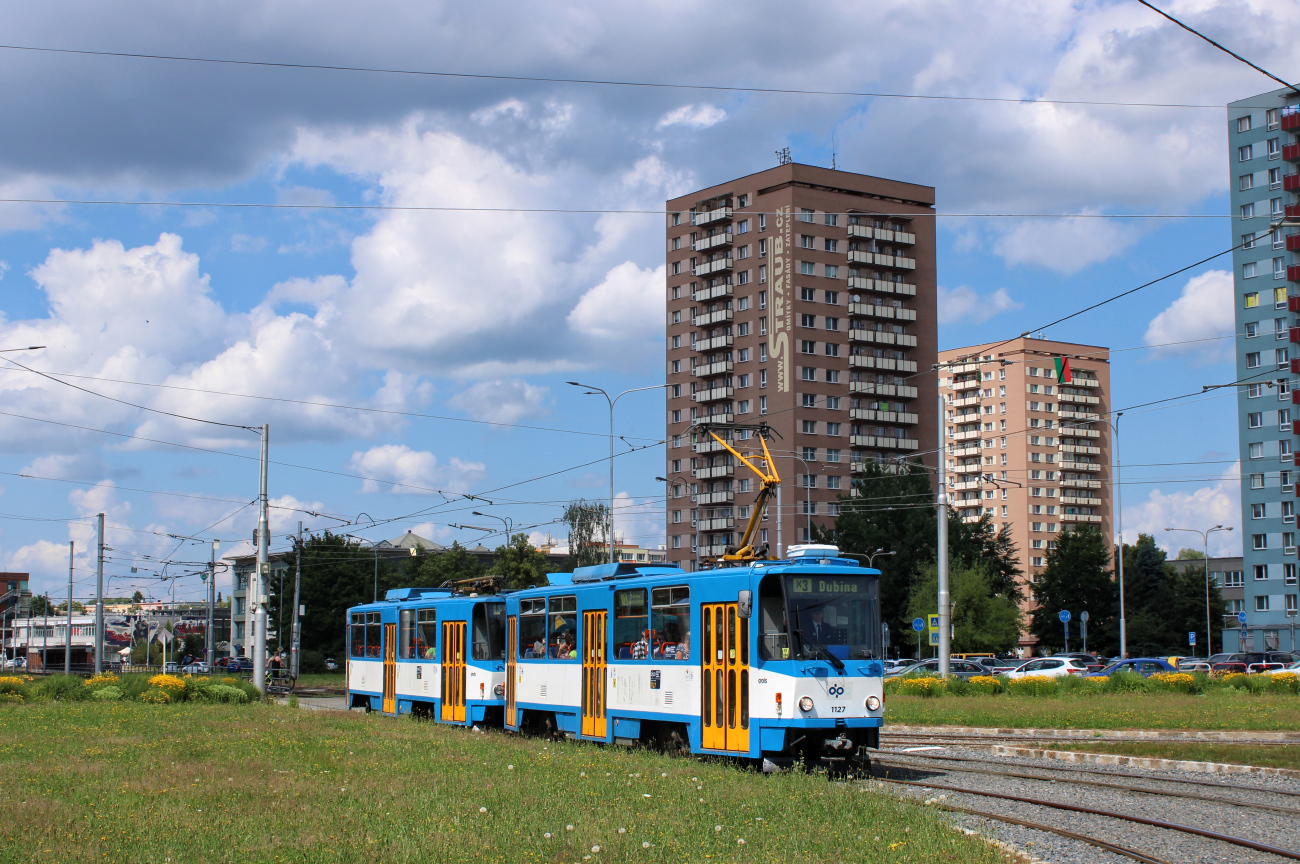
503 545 885 771
346 588 507 724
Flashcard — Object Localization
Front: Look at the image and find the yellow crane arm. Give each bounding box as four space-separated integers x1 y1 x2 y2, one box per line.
704 430 780 563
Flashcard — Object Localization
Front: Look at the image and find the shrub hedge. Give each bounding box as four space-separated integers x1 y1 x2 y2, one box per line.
883 669 1299 698
0 672 261 705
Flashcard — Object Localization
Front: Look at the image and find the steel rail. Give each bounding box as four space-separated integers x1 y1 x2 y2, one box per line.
877 754 1300 816
873 776 1300 861
883 732 1299 746
879 749 1300 798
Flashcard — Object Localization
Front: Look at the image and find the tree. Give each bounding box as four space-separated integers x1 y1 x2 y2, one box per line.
488 534 555 589
1030 527 1116 654
55 600 86 614
1176 548 1206 560
907 564 1022 655
562 500 610 568
131 590 144 603
1120 534 1225 656
29 596 56 617
416 542 484 585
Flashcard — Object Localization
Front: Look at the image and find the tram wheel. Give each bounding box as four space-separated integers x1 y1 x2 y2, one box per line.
656 723 691 757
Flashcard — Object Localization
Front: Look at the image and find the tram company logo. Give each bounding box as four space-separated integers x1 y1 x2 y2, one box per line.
827 686 845 698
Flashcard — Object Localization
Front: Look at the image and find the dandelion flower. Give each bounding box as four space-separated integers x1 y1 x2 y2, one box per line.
715 826 722 832
660 772 667 778
692 777 698 782
618 828 626 834
508 765 515 770
544 833 552 839
642 842 651 849
479 807 488 813
591 845 600 853
567 825 575 831
580 772 587 777
737 838 746 845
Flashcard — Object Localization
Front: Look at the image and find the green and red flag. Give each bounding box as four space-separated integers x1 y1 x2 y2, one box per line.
1054 356 1071 384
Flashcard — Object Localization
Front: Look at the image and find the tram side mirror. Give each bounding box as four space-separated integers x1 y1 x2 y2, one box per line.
737 590 752 619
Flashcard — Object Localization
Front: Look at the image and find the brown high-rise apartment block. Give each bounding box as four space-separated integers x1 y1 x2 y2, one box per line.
663 164 939 569
937 338 1112 622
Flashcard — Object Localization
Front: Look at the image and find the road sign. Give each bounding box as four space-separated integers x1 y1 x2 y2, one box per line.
1188 631 1196 646
1080 611 1089 623
1237 612 1248 624
928 614 940 632
1058 610 1071 623
1240 627 1249 640
928 631 940 646
912 617 925 632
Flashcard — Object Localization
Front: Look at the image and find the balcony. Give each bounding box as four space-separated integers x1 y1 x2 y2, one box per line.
1057 392 1100 405
1060 460 1102 473
1070 375 1101 389
691 309 733 327
951 479 980 492
1284 143 1300 162
848 355 918 373
694 257 733 277
697 544 728 558
692 207 733 226
700 412 733 425
692 438 731 454
694 465 734 480
849 381 919 399
1060 443 1101 455
1287 205 1300 222
697 518 735 532
849 301 917 321
1059 427 1101 439
692 387 733 403
847 277 917 296
1060 477 1102 489
1061 495 1103 506
952 462 984 475
694 334 732 352
1058 409 1100 421
1284 109 1300 132
848 251 917 270
949 394 980 408
850 408 919 424
951 429 981 441
1290 265 1300 283
692 283 733 302
960 514 985 525
1061 513 1103 524
949 444 980 457
693 232 733 252
692 360 733 378
847 329 918 347
850 435 919 451
1286 174 1300 192
696 491 733 505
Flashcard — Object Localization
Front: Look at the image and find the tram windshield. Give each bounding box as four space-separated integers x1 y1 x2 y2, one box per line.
472 603 506 660
759 573 880 663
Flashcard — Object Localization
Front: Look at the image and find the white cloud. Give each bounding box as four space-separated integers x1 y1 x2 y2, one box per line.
19 453 103 480
1122 463 1241 558
612 492 664 549
1143 269 1234 361
231 234 268 253
992 216 1141 274
448 379 550 425
936 285 1022 325
568 261 665 343
656 104 727 130
349 444 486 494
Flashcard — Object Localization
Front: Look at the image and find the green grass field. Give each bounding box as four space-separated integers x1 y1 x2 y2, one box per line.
885 691 1300 731
294 672 346 692
0 702 1002 864
1043 740 1300 771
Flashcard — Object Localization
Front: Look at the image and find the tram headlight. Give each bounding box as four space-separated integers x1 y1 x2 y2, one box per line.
865 695 881 712
798 696 814 713
493 684 505 698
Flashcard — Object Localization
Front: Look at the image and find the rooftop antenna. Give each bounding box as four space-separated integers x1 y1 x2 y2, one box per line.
775 146 792 166
831 130 837 171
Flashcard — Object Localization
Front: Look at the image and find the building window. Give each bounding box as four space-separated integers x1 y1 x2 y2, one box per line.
1284 500 1295 522
1287 565 1298 585
800 208 814 223
1252 502 1266 519
671 410 681 424
1274 199 1285 217
1283 440 1294 460
1255 564 1269 580
1268 109 1280 129
800 234 815 249
801 420 817 434
758 265 767 283
758 214 766 231
825 265 839 279
1256 595 1271 612
1239 143 1254 161
1248 383 1262 398
1270 167 1283 188
1241 174 1255 191
759 396 767 415
1249 442 1264 459
1246 352 1261 368
1241 203 1255 219
738 400 750 414
824 343 840 357
826 369 840 384
737 219 749 234
1244 262 1257 279
800 341 816 354
824 213 838 227
1239 116 1253 133
800 261 815 276
1268 138 1280 158
1253 533 1268 550
826 422 841 436
1251 472 1265 489
1249 412 1263 428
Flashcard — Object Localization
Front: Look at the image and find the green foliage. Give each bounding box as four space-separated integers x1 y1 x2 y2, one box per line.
906 564 1022 654
34 675 89 702
29 595 57 616
1030 526 1116 653
562 500 611 569
415 541 484 585
131 590 143 603
298 649 327 675
1006 676 1058 697
488 534 555 590
1121 534 1225 656
186 679 250 704
90 687 122 702
1176 547 1206 560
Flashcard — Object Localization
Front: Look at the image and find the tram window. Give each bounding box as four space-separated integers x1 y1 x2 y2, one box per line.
414 609 437 659
399 609 415 659
758 574 789 660
349 613 366 658
519 598 547 659
651 586 690 660
472 603 506 660
365 612 381 658
548 596 577 659
613 588 649 659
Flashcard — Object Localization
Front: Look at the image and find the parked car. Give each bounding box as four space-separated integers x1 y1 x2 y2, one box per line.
1087 658 1176 678
1262 661 1300 675
224 657 253 673
163 662 180 673
1177 659 1212 673
884 658 988 679
181 662 210 674
324 657 338 672
1210 652 1296 675
972 656 1005 672
2 657 26 669
1053 652 1105 672
1002 657 1089 679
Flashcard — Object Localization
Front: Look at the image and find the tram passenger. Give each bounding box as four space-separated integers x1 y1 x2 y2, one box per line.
631 629 652 659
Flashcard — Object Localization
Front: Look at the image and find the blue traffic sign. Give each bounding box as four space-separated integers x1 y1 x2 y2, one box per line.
1237 612 1248 624
912 617 925 632
1058 610 1071 623
1188 632 1196 645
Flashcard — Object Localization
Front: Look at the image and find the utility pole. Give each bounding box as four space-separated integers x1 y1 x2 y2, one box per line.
65 541 73 674
936 394 950 677
1114 413 1127 658
206 540 218 668
291 521 303 680
252 424 269 695
95 512 105 674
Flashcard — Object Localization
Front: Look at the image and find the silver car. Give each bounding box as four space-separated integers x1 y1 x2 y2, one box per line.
885 658 988 679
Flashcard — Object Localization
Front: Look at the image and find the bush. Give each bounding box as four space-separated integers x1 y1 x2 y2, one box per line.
90 686 122 702
1149 672 1203 695
34 674 89 702
1006 675 1058 697
895 676 944 698
140 688 172 704
83 673 119 689
967 675 1003 695
299 650 328 675
1101 670 1149 694
1268 672 1300 695
0 677 29 701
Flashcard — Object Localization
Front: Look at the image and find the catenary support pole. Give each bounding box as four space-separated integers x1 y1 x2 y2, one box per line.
95 513 104 674
253 424 269 695
937 394 950 678
65 541 73 674
207 540 217 668
291 521 303 680
1115 413 1127 658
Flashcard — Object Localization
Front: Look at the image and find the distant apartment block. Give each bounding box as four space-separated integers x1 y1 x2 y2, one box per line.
664 163 939 569
937 338 1112 621
1228 88 1300 652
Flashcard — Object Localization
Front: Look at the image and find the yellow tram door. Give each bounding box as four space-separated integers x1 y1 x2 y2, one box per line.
506 615 518 727
382 623 397 714
440 620 467 722
581 609 607 738
701 603 749 752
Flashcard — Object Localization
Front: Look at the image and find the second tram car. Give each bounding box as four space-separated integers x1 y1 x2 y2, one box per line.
503 545 884 771
347 588 507 724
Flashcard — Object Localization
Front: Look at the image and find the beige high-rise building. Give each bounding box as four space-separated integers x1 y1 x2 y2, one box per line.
937 338 1112 612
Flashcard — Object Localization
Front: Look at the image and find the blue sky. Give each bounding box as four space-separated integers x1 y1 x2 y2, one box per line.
0 0 1288 604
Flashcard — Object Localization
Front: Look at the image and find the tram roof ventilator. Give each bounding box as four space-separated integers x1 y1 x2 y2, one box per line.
563 563 687 584
383 587 455 601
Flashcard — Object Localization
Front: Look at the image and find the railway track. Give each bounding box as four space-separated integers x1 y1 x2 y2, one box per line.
868 752 1300 863
882 732 1299 746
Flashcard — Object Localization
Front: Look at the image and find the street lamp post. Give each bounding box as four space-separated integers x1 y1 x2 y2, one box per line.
1164 524 1233 656
567 382 669 564
866 548 896 568
472 512 514 542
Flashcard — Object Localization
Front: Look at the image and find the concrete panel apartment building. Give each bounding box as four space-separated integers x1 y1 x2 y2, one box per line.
1228 87 1300 652
663 163 938 570
937 338 1112 600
